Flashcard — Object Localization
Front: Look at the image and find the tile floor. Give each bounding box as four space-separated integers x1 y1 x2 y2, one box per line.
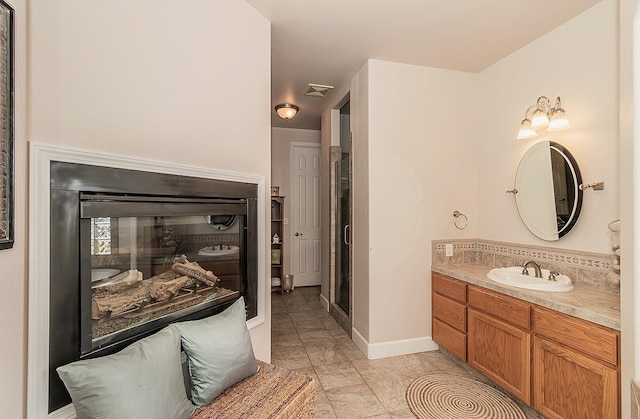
270 286 540 419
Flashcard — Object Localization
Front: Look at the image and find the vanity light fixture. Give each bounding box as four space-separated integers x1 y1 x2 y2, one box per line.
516 96 570 139
275 103 299 120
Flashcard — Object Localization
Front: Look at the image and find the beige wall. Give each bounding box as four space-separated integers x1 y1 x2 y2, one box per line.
620 0 639 416
4 1 270 417
352 60 479 344
351 63 371 340
0 0 27 418
271 127 321 275
477 0 618 254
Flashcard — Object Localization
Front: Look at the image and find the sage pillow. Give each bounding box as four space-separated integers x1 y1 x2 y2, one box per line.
174 297 258 406
56 325 194 419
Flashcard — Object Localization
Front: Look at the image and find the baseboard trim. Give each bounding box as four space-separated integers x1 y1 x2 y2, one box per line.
352 328 440 359
320 293 330 312
49 404 75 419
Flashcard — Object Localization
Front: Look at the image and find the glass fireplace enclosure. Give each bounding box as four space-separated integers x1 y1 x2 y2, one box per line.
80 195 248 354
49 162 258 412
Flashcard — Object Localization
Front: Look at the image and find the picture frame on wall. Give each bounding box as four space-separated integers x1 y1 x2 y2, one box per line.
0 0 14 250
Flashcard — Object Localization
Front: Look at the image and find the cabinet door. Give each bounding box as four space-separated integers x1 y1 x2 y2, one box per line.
533 337 618 419
468 308 531 404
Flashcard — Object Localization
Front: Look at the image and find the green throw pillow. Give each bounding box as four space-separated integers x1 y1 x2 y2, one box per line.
56 325 194 419
174 297 258 406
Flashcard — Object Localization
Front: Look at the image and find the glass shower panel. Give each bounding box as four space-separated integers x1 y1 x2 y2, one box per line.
337 155 351 313
335 101 351 314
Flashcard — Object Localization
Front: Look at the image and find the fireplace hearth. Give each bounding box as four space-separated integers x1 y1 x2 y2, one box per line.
48 161 259 412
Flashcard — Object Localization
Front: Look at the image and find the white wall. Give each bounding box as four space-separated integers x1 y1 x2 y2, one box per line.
477 0 619 254
353 60 478 347
271 127 321 275
0 1 27 418
19 1 270 416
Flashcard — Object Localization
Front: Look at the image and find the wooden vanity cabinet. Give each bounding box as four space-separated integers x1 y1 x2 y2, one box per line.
467 286 531 404
431 272 620 419
532 307 620 419
432 272 467 361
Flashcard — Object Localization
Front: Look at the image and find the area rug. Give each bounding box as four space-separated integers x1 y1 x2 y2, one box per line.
406 374 526 419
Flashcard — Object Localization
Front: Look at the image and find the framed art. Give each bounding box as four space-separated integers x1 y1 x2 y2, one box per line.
271 248 281 265
0 0 13 250
270 186 280 196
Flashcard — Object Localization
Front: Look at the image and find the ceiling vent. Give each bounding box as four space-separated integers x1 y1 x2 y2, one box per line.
304 84 334 98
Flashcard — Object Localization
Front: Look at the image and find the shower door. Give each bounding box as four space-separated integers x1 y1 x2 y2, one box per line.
335 102 351 314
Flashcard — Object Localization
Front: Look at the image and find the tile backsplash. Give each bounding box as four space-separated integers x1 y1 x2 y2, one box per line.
432 239 619 294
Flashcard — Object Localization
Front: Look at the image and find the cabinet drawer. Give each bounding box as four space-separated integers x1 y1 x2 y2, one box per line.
433 318 467 361
433 292 466 332
432 272 467 303
468 286 531 330
534 306 619 366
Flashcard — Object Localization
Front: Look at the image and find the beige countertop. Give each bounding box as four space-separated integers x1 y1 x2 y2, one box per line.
432 263 621 331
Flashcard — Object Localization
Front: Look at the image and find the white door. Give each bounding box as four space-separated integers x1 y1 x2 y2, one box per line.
290 143 321 287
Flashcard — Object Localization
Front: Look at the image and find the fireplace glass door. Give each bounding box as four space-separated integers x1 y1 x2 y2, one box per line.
79 195 247 354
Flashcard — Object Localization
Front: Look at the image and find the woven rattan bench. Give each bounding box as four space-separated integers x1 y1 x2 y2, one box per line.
190 361 316 418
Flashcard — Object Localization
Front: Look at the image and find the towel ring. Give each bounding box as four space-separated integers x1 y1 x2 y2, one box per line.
453 210 468 230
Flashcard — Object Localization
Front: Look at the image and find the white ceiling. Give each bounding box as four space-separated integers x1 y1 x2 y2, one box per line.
246 0 600 131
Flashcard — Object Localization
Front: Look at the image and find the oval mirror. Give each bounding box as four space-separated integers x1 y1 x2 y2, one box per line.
514 141 582 241
206 214 237 231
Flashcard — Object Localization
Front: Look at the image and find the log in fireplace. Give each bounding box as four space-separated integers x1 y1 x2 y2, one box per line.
48 162 258 412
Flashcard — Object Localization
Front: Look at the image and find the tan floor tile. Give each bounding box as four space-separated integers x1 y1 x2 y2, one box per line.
315 389 338 419
271 335 304 352
271 301 287 314
389 408 417 418
270 348 312 370
314 361 365 390
293 319 326 331
305 342 350 366
367 376 413 412
341 346 367 361
271 328 300 341
325 384 386 419
327 325 349 337
366 415 393 419
298 329 335 343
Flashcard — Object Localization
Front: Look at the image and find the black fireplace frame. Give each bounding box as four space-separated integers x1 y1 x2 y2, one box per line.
49 161 259 412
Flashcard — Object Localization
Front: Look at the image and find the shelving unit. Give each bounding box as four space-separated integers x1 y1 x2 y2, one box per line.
270 197 285 295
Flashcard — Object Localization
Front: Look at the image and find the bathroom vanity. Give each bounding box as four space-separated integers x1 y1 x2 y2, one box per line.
432 266 620 419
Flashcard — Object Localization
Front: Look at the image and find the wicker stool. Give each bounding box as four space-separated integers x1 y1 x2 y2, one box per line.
190 360 316 418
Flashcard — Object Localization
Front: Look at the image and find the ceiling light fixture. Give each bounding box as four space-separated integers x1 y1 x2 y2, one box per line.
516 96 571 140
275 103 299 120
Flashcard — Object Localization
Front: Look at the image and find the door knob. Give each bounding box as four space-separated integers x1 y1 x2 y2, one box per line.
295 232 303 236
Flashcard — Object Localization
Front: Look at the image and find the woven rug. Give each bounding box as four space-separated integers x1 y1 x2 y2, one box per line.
406 374 526 419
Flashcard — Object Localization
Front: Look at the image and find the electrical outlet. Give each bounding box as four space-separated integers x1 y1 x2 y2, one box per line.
445 243 454 257
283 218 288 225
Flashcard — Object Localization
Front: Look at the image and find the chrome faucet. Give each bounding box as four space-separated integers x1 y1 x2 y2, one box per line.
521 260 543 278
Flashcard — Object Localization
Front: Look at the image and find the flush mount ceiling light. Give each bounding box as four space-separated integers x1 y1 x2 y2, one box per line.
516 96 571 140
275 103 299 120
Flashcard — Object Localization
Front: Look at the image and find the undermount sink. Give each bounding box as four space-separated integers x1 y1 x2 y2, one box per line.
487 267 574 292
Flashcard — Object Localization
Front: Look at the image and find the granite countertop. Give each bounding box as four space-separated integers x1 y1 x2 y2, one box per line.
432 263 620 331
